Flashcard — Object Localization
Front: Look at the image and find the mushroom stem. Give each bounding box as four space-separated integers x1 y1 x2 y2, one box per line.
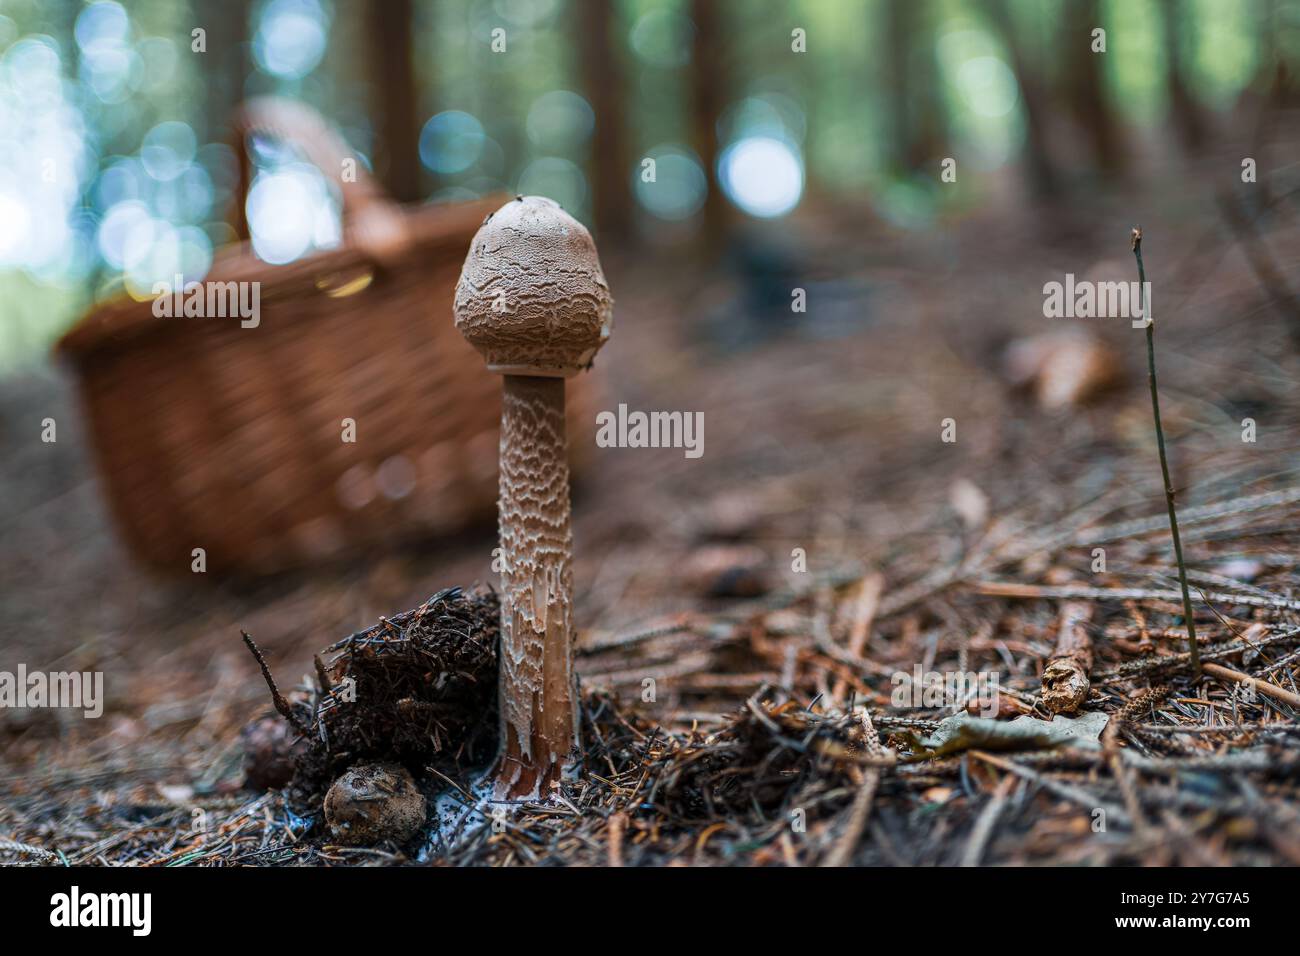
453 194 611 801
495 374 579 798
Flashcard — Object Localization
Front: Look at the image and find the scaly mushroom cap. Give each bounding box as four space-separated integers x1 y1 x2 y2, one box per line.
454 195 612 377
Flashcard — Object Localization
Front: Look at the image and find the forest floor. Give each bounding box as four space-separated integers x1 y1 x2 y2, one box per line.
2 137 1299 866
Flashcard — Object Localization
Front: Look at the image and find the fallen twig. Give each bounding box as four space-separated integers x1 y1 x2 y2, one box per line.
240 630 309 734
832 573 884 706
973 581 1300 613
823 710 884 867
1202 662 1300 709
960 774 1016 867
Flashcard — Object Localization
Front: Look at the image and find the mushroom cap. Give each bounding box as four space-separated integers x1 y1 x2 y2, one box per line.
323 762 426 846
454 196 612 377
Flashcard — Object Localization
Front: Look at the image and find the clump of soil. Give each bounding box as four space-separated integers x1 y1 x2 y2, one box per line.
240 714 306 790
243 586 500 818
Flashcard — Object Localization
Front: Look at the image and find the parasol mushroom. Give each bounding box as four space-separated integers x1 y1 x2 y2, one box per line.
453 196 612 799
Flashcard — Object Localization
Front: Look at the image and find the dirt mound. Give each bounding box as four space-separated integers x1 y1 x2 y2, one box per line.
243 586 499 815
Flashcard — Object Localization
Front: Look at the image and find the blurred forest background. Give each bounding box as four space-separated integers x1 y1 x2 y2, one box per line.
0 0 1295 369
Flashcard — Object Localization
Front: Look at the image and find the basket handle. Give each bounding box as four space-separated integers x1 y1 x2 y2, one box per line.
230 97 409 264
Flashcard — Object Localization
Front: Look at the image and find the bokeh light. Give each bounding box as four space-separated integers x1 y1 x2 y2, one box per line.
0 192 31 264
253 0 329 80
937 26 1022 170
516 156 588 217
718 136 803 219
419 111 486 175
75 1 140 104
0 35 92 276
525 91 593 152
718 93 807 147
74 1 130 51
629 9 693 69
141 121 198 182
0 0 1286 370
632 145 706 222
245 163 341 265
97 199 151 269
956 55 1019 118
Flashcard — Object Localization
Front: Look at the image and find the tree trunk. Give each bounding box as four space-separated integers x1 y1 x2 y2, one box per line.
201 0 249 145
364 0 421 202
883 0 944 174
576 0 629 240
197 0 249 237
983 0 1057 199
1159 0 1206 152
691 0 726 247
1064 0 1123 174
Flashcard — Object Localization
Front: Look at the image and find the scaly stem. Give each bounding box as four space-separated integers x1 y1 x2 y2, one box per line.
494 375 580 799
1132 228 1200 675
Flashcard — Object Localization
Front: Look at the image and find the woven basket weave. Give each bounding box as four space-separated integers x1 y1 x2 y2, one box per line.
57 98 597 576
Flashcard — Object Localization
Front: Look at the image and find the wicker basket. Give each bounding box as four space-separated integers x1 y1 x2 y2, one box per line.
57 98 597 576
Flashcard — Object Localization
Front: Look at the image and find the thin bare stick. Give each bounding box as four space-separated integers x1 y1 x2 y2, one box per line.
973 580 1300 613
824 710 883 867
607 811 626 867
960 774 1015 867
313 653 333 694
1132 227 1200 675
1102 711 1149 837
832 572 883 706
241 630 308 734
972 750 1130 828
1070 486 1300 547
1202 662 1300 709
